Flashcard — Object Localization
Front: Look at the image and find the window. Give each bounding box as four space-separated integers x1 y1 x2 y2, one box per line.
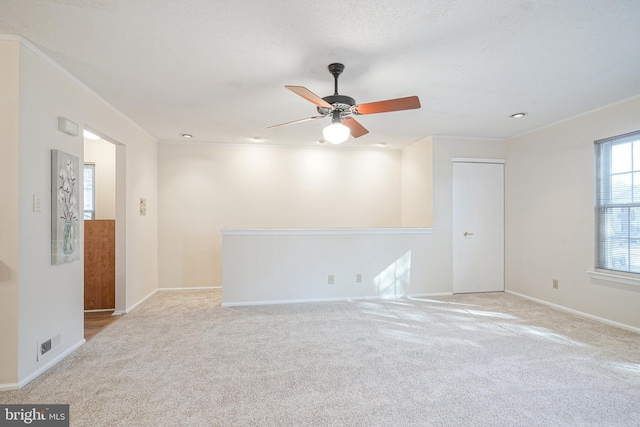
595 130 640 274
84 163 95 220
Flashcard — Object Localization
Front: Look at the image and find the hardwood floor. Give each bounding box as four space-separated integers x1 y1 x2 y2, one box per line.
84 311 120 341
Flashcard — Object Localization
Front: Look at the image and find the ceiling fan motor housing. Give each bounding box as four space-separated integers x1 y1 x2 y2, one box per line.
317 94 356 116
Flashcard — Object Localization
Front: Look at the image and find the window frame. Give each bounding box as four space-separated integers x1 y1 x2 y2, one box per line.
84 163 96 220
594 130 640 275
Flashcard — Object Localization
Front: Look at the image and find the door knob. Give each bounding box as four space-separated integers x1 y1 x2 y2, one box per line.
464 231 474 236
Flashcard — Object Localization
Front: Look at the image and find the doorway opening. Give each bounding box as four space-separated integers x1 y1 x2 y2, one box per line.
83 128 127 338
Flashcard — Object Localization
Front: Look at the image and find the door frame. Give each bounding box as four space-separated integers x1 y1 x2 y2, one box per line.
452 157 505 294
84 127 127 315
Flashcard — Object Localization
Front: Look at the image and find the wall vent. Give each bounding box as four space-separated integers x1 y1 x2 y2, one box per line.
40 340 52 355
37 332 61 361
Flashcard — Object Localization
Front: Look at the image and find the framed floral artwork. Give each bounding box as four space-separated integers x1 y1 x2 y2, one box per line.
51 149 80 264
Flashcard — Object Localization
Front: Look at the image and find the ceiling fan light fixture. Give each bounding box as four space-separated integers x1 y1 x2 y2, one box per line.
323 122 350 144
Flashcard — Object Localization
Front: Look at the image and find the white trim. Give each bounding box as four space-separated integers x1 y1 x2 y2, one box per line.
587 270 640 287
0 382 20 391
158 286 222 291
408 293 455 299
434 135 505 142
506 290 640 334
221 292 452 307
221 227 435 236
13 339 86 389
223 297 356 307
157 139 402 151
0 34 22 42
451 157 506 164
124 289 158 313
109 288 221 313
508 93 640 140
0 34 156 142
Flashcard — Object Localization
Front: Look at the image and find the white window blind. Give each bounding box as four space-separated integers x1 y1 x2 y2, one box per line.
595 130 640 273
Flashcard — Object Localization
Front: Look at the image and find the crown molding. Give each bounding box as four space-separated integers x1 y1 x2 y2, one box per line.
0 33 157 143
0 33 22 42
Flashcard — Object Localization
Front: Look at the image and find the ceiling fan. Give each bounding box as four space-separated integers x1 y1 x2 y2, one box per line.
269 63 421 144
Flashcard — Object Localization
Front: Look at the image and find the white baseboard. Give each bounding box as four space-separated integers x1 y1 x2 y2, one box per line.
124 289 158 313
0 382 20 391
4 339 86 390
506 290 640 334
408 293 454 298
223 297 349 307
221 292 454 307
121 286 218 313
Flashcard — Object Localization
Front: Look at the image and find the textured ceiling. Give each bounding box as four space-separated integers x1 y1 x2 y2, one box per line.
1 0 640 149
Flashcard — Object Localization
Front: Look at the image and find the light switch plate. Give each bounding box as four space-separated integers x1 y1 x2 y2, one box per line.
33 194 42 212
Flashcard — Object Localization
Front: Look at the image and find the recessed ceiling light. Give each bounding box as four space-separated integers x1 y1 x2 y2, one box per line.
509 112 527 119
250 136 263 142
377 142 387 147
181 133 193 138
83 130 100 140
316 140 326 144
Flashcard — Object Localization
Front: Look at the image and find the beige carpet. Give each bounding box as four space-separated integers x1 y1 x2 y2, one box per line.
2 289 640 426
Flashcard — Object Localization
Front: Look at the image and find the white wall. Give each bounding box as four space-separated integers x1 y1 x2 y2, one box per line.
505 95 640 330
159 137 507 292
401 137 433 227
158 143 401 288
220 137 507 304
0 39 20 387
222 229 438 305
0 37 159 388
84 138 116 219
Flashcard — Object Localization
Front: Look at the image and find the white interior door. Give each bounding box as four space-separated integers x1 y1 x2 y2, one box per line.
453 161 504 293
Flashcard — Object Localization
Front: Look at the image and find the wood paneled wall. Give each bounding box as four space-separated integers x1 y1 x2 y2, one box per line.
84 220 115 310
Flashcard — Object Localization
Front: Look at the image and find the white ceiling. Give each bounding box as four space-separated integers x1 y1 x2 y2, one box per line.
1 0 640 149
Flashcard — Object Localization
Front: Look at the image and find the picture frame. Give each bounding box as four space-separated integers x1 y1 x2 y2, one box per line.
51 149 80 264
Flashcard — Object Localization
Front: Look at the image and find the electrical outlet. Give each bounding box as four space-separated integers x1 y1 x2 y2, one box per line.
356 273 362 283
328 275 334 285
553 279 559 289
